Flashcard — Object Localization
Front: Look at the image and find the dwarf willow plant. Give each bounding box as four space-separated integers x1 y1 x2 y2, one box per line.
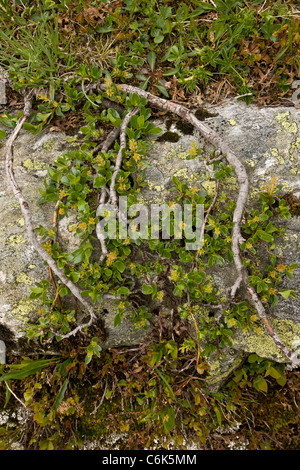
19 77 297 366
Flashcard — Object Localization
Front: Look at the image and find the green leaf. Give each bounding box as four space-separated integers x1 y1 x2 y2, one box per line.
253 375 268 392
248 353 259 363
146 126 163 135
4 380 11 408
256 229 273 243
278 289 297 299
214 406 222 427
114 259 125 273
68 271 81 283
94 176 106 188
155 84 169 98
0 114 16 128
114 311 123 327
0 359 57 381
117 286 130 296
53 378 68 411
162 407 175 433
107 108 122 127
142 284 153 295
129 92 141 107
276 374 286 386
0 130 6 139
147 51 156 71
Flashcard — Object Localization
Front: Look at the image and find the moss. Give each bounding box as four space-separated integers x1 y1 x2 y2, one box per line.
175 120 194 135
157 131 180 143
282 193 300 216
77 394 122 440
195 108 218 121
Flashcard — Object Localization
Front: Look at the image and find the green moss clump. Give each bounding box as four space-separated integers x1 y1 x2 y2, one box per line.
175 121 194 135
157 131 180 142
195 108 218 121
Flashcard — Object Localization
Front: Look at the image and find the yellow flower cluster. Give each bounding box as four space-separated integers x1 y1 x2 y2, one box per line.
106 251 117 266
188 141 199 157
42 240 52 255
261 176 278 194
156 291 164 301
190 187 198 195
170 269 180 282
96 155 105 166
59 189 68 198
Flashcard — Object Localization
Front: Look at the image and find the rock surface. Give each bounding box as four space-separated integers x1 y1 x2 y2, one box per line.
0 100 299 387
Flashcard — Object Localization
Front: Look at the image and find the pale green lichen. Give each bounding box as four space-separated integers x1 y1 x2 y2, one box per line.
172 168 189 180
11 298 37 321
233 318 300 362
6 234 25 247
43 139 55 152
28 264 36 269
223 175 239 191
275 112 298 134
228 119 237 126
145 180 164 192
16 272 32 285
165 146 188 161
22 158 47 172
205 353 244 390
17 217 25 227
245 159 255 168
270 147 285 165
290 136 300 156
202 180 217 197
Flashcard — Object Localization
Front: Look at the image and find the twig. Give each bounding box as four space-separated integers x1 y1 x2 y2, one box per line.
94 127 122 262
4 381 28 410
91 378 108 415
109 107 139 208
194 179 220 266
93 125 120 155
